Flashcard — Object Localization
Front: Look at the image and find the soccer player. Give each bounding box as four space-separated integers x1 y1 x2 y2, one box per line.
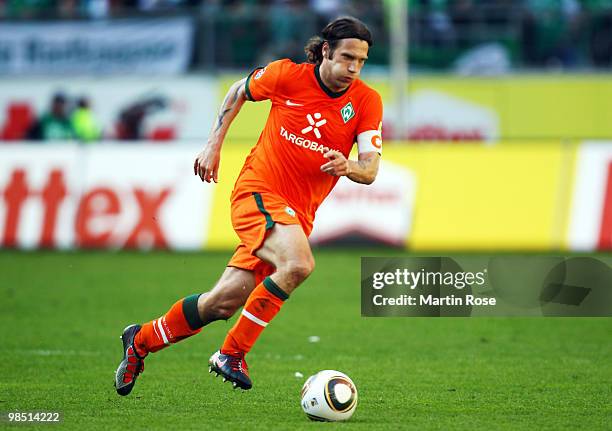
115 16 383 395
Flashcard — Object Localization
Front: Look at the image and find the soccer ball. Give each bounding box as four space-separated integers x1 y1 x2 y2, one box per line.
300 370 358 422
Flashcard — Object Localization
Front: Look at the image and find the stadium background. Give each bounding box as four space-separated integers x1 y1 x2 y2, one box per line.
1 1 610 429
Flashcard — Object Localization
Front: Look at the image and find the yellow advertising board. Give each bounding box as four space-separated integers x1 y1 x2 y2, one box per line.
384 142 576 250
409 77 612 140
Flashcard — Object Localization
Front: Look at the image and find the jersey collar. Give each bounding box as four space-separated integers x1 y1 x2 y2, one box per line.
314 65 351 99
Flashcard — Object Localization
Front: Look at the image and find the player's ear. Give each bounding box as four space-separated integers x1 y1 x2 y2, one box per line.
322 42 330 60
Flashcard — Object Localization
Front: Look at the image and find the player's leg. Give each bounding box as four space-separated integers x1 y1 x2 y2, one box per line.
132 266 256 355
210 223 314 389
255 223 315 294
114 267 256 396
224 223 314 352
197 266 257 325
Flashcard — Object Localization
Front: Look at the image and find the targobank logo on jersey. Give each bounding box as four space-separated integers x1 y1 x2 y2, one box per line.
280 126 332 157
301 113 327 139
341 102 355 124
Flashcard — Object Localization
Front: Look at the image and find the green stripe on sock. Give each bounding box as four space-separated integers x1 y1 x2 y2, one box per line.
252 192 275 230
182 294 204 330
263 277 289 301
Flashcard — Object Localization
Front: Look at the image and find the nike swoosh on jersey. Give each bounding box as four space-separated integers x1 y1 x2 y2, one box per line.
285 100 304 107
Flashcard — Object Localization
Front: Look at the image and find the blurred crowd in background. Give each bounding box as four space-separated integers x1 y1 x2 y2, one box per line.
1 0 612 69
1 0 612 143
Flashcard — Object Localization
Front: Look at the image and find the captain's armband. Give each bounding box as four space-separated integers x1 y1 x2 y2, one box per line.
357 130 383 155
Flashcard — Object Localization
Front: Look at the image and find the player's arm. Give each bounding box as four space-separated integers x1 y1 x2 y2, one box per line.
348 151 380 184
320 150 380 184
320 127 383 184
194 77 248 183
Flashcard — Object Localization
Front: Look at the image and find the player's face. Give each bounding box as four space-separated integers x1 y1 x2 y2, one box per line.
321 38 369 92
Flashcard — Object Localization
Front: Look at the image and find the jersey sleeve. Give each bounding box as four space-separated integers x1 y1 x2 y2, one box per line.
356 91 383 155
244 59 288 102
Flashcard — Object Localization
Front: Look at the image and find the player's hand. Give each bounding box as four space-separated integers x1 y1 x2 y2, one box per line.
194 144 221 183
320 150 351 177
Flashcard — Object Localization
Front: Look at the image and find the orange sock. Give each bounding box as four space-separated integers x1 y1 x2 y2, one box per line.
134 294 204 356
221 277 288 354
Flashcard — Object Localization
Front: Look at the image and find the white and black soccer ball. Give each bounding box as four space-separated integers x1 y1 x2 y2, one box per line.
300 370 358 422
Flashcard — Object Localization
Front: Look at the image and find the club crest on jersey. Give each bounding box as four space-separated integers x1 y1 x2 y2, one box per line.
340 102 355 124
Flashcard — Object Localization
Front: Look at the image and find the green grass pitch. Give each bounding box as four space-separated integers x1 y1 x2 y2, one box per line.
0 250 610 430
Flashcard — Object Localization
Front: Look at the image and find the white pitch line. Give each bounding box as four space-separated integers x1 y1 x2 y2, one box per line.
6 349 100 357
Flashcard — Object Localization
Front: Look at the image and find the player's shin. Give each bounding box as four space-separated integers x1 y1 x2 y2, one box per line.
133 294 205 356
221 277 288 354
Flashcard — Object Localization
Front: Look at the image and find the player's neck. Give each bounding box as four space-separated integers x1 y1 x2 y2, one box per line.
315 64 350 97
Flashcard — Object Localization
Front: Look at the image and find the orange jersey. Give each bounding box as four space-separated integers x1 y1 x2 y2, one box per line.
232 59 383 231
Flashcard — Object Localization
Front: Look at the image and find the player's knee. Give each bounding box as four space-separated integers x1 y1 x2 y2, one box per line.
306 255 316 275
283 256 315 285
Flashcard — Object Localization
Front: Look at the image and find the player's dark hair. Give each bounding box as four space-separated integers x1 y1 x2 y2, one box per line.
304 17 373 64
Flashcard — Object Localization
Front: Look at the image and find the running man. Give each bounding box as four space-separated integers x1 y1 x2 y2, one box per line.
115 16 383 394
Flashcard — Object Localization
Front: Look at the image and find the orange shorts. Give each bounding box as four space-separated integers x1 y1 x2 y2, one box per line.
227 191 308 284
